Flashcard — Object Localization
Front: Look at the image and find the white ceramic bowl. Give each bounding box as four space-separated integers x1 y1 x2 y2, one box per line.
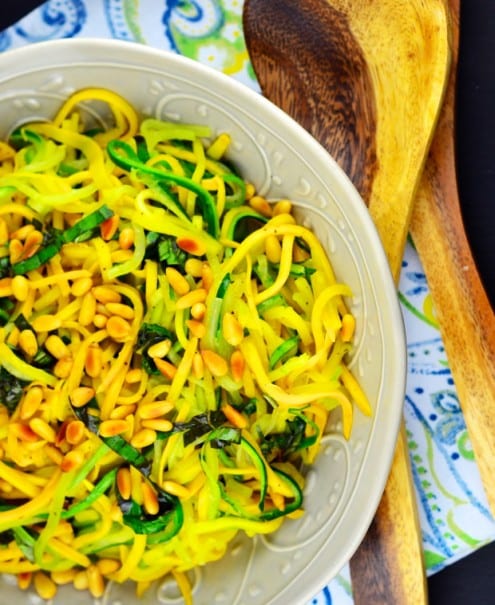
0 39 406 605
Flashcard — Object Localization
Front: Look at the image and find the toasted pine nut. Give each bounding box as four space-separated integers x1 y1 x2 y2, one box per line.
139 400 174 419
124 368 142 384
92 285 121 304
201 349 228 377
45 444 64 465
93 313 108 328
186 319 206 338
230 350 245 383
11 275 29 301
265 234 282 264
96 558 121 576
222 312 244 346
100 215 120 241
31 314 61 333
162 480 191 499
70 386 95 408
106 302 135 320
273 200 293 216
99 419 128 437
130 428 157 449
51 568 77 586
12 224 35 241
22 230 43 259
45 334 70 360
142 481 159 515
222 402 248 429
29 417 56 442
18 329 38 358
0 277 13 297
184 258 204 278
79 291 97 326
117 467 132 500
61 449 85 472
147 338 172 359
110 404 136 419
153 358 177 380
53 356 73 379
293 243 310 263
33 571 57 601
190 302 206 320
17 571 32 591
9 238 23 264
12 423 38 442
73 570 89 591
141 418 173 432
87 564 105 598
341 313 356 342
85 344 103 378
106 315 131 341
249 195 272 217
192 351 204 379
176 235 207 257
71 276 93 297
119 227 135 250
66 420 86 445
201 264 214 291
176 288 207 310
20 386 44 420
166 266 190 296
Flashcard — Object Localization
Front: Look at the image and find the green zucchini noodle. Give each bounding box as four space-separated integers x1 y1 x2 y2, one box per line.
0 88 371 603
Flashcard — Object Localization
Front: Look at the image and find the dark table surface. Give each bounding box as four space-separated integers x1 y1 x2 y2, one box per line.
0 1 494 604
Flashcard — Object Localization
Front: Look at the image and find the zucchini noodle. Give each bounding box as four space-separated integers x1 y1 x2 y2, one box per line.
0 88 371 602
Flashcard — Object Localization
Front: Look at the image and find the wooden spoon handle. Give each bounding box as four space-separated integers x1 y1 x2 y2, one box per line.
410 0 495 515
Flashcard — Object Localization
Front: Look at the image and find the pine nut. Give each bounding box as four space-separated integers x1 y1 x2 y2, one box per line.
44 334 70 360
12 224 35 241
33 571 57 600
20 386 44 420
265 234 282 264
17 571 32 591
119 227 135 250
147 338 172 359
176 235 207 257
18 329 38 358
192 351 204 379
186 319 206 338
201 349 228 377
9 238 24 263
51 568 77 585
245 182 256 200
96 558 121 576
293 243 309 263
249 195 272 217
70 386 95 408
184 258 204 278
190 302 206 320
138 400 174 419
61 449 85 472
175 288 207 310
29 417 56 442
31 314 61 333
201 264 214 291
141 418 173 432
162 480 191 499
87 564 105 598
73 569 89 591
45 444 64 465
93 313 108 328
92 285 121 304
117 467 132 500
166 266 190 296
12 423 38 442
6 326 19 347
222 312 244 346
65 420 86 445
125 368 142 384
79 291 97 326
22 230 43 259
130 428 156 449
111 249 134 264
341 313 356 342
230 350 245 383
53 356 73 378
85 344 103 378
110 404 136 419
100 214 120 241
142 481 159 515
99 419 128 437
222 402 248 429
106 315 131 341
71 276 93 297
0 277 13 297
11 275 29 301
105 302 135 320
273 200 293 216
154 358 177 380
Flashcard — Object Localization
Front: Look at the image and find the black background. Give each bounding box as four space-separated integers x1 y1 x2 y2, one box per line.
0 1 494 604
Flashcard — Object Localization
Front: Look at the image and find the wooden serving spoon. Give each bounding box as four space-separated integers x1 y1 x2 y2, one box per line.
410 0 495 513
243 0 451 603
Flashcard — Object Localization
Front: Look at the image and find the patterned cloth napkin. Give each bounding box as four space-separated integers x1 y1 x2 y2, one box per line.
2 2 494 603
